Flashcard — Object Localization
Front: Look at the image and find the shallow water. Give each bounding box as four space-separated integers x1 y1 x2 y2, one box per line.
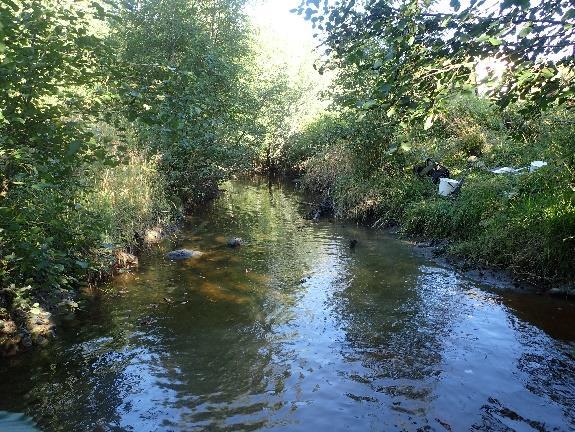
1 178 575 432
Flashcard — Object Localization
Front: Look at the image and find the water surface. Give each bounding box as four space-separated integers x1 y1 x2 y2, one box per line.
1 178 574 431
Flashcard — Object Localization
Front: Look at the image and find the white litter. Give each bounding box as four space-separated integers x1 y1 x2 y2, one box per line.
491 166 525 174
438 178 460 196
529 160 548 172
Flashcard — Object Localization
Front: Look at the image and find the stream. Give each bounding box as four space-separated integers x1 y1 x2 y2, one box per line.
1 178 574 431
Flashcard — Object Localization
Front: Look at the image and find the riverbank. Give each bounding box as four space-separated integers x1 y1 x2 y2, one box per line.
289 96 575 288
301 188 575 297
0 222 178 357
1 178 574 431
299 195 573 298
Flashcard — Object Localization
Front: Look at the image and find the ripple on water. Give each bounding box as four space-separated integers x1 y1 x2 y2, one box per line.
0 178 573 432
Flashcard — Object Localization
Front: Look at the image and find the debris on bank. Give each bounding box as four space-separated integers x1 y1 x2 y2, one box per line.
414 158 549 197
438 177 462 196
414 159 450 184
490 160 547 175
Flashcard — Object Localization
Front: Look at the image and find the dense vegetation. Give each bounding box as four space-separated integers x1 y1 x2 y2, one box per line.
289 0 575 283
0 0 574 353
0 0 319 350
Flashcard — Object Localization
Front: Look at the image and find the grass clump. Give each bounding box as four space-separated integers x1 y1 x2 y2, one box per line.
289 94 575 283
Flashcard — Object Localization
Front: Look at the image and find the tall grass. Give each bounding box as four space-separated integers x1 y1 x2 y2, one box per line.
293 95 575 283
85 151 174 248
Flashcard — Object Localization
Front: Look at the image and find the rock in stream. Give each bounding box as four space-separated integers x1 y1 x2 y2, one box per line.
166 249 204 260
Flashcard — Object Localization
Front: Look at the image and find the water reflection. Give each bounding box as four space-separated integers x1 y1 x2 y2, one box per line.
0 178 573 431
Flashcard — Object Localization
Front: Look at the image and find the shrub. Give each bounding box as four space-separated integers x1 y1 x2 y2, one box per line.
292 93 575 282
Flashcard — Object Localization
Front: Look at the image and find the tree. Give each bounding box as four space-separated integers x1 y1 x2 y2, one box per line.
112 0 251 204
0 0 113 289
295 0 575 124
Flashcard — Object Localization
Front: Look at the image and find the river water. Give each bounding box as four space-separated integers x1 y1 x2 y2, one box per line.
1 178 574 431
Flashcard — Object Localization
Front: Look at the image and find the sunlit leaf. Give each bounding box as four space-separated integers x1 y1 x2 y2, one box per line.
362 100 377 109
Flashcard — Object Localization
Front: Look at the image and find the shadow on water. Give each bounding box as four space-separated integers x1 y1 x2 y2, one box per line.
0 177 574 431
0 411 40 431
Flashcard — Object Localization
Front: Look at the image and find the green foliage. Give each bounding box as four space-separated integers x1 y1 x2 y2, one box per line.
228 20 325 174
1 0 293 301
286 112 345 171
294 93 575 282
112 0 253 205
82 124 174 247
451 167 575 279
0 0 114 293
295 0 575 124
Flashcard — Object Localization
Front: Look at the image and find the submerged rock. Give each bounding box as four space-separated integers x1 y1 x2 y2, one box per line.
228 237 244 248
166 249 203 260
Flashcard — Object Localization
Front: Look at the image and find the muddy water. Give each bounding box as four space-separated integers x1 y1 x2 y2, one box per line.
1 178 574 432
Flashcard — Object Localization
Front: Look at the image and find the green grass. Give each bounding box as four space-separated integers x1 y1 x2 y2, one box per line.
293 95 575 283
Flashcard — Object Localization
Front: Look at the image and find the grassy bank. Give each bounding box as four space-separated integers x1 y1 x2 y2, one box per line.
0 0 266 355
0 123 178 355
288 95 575 285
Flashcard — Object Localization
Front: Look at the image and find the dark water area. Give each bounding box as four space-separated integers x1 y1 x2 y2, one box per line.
1 178 575 431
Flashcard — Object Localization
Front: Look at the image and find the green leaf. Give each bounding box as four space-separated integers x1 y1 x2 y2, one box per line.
2 0 19 11
540 68 555 78
66 141 82 156
519 25 532 37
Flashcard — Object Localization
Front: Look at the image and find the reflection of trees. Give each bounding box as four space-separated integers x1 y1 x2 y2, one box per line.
2 179 574 431
337 256 575 430
188 177 327 299
332 248 468 425
153 178 332 429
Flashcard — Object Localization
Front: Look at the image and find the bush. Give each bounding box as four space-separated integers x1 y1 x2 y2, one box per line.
292 93 575 283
